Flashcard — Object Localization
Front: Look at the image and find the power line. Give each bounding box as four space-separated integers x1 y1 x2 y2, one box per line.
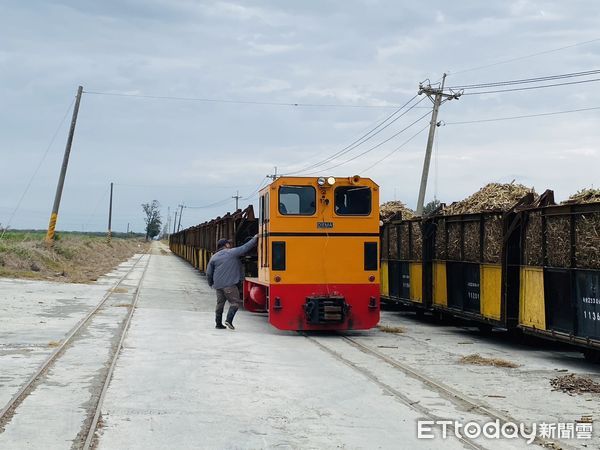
83 90 403 109
113 182 256 190
0 98 75 241
185 197 233 209
447 69 600 90
184 177 270 210
362 124 429 172
459 76 600 95
445 105 600 125
305 111 431 175
448 37 600 76
83 185 111 231
284 97 428 176
242 176 269 200
282 95 423 176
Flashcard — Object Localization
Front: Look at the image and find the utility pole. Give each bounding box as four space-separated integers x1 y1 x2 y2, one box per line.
173 210 178 234
127 223 130 234
415 74 460 216
177 204 184 232
165 207 170 239
45 85 84 244
268 166 278 181
107 182 113 243
232 190 241 210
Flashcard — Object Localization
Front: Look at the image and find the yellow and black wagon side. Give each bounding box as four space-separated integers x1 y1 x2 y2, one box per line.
516 200 600 360
380 216 433 312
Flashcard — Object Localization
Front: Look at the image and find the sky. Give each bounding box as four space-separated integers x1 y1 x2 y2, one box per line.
1 0 599 233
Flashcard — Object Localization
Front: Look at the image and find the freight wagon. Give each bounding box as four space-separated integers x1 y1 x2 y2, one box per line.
517 199 600 361
380 216 432 314
380 191 600 360
169 206 258 275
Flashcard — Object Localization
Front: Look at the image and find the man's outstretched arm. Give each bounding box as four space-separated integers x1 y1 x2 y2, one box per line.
229 235 258 257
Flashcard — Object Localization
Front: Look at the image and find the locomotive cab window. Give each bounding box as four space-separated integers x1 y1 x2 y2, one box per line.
334 186 372 215
279 186 316 215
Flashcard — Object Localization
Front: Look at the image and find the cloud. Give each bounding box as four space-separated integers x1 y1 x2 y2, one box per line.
1 0 599 231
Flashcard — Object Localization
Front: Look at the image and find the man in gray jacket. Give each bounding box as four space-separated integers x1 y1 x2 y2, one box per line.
206 235 258 330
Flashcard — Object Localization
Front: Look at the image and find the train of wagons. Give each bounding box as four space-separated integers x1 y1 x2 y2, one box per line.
170 175 381 331
379 190 600 361
169 177 600 361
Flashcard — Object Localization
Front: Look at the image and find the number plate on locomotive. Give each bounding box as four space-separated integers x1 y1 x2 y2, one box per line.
317 221 334 229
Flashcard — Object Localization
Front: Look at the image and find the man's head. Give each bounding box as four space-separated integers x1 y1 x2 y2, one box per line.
216 238 232 250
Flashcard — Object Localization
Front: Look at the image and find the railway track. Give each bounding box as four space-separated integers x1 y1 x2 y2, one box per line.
0 250 151 449
82 251 150 449
304 332 568 450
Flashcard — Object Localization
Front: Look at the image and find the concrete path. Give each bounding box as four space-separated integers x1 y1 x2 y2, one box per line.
94 245 467 449
0 254 147 449
3 242 598 449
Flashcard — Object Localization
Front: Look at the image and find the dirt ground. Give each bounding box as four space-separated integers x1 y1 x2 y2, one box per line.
0 231 150 283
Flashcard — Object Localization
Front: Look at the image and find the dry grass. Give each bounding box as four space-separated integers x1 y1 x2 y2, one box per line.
459 353 519 368
388 225 398 259
447 222 461 260
444 182 536 215
410 221 423 260
0 232 150 283
550 373 600 395
546 216 571 268
575 212 600 269
112 287 128 293
524 211 543 266
114 303 132 308
399 223 410 260
378 325 405 334
463 221 480 262
380 201 415 222
48 341 61 347
483 215 503 264
564 188 600 204
434 218 447 260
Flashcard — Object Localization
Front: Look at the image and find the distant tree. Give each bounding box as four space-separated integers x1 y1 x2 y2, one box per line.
423 199 441 215
142 200 162 241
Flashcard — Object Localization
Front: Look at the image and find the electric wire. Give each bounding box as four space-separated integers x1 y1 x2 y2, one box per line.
83 185 111 231
445 105 600 125
284 95 429 176
190 178 268 216
0 98 75 241
447 69 600 90
362 124 429 172
282 96 425 176
280 95 421 175
241 176 270 200
448 37 600 76
184 197 233 209
306 111 431 174
458 76 600 95
83 90 402 109
434 127 440 201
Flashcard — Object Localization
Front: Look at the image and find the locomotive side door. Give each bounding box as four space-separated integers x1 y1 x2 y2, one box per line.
259 191 270 279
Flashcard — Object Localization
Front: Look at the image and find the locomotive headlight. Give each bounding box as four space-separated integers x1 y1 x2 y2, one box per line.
326 176 336 186
317 177 326 186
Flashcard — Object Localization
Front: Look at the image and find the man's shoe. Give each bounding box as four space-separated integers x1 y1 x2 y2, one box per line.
224 321 235 330
215 324 226 329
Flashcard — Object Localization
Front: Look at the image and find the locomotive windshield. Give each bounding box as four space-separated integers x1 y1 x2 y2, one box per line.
279 186 316 215
334 186 371 215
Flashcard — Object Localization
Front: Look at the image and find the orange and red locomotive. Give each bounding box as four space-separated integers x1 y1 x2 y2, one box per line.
243 175 380 330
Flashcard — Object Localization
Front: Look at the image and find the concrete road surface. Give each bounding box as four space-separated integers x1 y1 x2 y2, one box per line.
2 242 598 449
94 244 470 449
